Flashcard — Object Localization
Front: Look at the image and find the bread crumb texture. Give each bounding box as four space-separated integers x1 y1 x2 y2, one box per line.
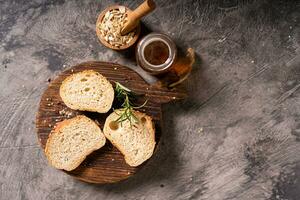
45 115 106 171
103 109 155 166
60 70 114 113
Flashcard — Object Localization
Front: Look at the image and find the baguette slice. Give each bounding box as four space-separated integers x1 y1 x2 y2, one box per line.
60 70 114 113
45 115 106 171
103 109 155 167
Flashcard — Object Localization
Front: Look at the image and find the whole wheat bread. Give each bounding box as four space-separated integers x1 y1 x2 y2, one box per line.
60 70 114 113
103 109 155 166
45 115 106 171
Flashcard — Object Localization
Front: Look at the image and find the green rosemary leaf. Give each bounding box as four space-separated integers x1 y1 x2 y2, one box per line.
115 81 131 92
130 111 139 122
113 82 148 126
115 114 124 122
133 99 148 109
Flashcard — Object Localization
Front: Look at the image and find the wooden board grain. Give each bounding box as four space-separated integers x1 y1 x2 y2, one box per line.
36 61 186 184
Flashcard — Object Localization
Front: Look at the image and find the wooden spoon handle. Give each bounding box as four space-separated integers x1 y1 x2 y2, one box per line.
121 0 156 35
130 0 156 20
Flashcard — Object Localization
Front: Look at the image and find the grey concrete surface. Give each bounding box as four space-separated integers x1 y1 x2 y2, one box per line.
0 0 299 199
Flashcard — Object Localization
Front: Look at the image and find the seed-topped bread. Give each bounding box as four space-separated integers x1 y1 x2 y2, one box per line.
103 109 155 167
60 70 114 113
45 115 106 171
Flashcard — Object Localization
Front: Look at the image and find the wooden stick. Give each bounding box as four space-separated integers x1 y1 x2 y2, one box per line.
121 0 156 35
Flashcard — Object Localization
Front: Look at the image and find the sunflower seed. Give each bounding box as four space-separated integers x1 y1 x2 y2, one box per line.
98 8 136 47
119 6 126 14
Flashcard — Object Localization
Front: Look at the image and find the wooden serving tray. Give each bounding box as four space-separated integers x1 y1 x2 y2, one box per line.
36 61 185 184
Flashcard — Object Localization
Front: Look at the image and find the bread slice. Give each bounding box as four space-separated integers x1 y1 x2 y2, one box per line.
60 70 114 113
45 115 106 171
103 109 155 166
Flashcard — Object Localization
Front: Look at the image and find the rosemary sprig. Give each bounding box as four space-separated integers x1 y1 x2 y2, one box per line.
114 82 147 126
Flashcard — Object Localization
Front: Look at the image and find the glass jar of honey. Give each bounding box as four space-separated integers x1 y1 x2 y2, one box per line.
136 33 177 75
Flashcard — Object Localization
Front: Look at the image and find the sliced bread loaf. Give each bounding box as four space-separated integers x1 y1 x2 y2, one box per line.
60 70 114 113
103 109 155 167
45 115 106 171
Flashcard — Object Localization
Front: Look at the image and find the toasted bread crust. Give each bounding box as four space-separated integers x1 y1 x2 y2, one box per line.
103 110 155 167
45 115 106 171
59 70 114 113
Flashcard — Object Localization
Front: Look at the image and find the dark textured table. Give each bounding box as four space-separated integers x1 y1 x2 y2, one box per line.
0 0 299 199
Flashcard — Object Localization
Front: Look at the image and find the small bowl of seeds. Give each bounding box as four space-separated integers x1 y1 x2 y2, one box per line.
96 5 141 50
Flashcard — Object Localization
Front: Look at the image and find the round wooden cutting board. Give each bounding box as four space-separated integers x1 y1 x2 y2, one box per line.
36 61 185 184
